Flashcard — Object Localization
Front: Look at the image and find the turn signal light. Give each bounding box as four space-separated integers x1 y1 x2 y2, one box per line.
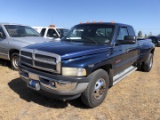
111 21 115 24
49 24 55 27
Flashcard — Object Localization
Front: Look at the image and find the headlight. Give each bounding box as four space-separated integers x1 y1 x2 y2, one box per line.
62 67 86 76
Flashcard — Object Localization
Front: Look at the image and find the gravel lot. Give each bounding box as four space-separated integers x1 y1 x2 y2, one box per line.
0 48 160 120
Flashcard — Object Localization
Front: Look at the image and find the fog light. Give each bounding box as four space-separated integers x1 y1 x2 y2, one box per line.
50 81 55 87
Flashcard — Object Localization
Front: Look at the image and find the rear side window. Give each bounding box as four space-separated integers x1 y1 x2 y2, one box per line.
0 26 6 37
40 28 46 37
117 27 129 40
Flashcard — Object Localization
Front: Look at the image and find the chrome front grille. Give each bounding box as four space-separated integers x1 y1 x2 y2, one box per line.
35 54 56 63
21 57 32 65
20 48 61 73
21 51 32 58
34 61 56 70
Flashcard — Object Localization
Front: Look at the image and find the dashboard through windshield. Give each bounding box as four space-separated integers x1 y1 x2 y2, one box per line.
63 24 115 44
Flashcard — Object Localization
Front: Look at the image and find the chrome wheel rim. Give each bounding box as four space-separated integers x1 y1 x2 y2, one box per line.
93 78 106 99
13 56 19 68
149 56 153 68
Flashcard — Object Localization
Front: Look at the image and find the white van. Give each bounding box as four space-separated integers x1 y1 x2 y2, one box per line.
33 25 69 40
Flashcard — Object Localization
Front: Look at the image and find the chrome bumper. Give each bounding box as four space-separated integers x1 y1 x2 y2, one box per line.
19 69 88 95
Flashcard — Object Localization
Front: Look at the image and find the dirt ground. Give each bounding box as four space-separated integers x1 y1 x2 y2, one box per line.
0 48 160 120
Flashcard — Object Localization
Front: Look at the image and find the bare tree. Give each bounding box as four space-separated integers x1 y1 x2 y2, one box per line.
144 34 147 38
138 31 143 38
148 32 152 37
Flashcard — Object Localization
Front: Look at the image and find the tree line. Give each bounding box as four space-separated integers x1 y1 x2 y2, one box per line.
137 31 160 38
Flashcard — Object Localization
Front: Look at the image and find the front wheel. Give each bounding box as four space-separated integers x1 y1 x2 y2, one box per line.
81 69 109 108
142 53 153 72
11 52 19 70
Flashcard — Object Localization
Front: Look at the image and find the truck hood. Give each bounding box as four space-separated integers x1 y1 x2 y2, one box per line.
24 41 111 59
11 36 51 44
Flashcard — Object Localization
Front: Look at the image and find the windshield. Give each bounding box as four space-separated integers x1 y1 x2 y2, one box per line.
5 25 40 37
63 24 115 44
57 28 69 37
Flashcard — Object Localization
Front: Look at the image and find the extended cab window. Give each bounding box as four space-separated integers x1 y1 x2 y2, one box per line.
47 29 58 38
117 27 129 40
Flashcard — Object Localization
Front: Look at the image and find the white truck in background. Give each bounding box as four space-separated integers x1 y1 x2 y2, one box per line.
33 25 69 40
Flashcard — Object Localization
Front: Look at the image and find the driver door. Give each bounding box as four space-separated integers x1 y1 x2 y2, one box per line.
0 25 8 59
113 27 138 75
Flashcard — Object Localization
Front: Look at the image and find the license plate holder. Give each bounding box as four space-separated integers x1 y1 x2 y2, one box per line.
28 80 40 91
28 73 39 81
27 73 40 90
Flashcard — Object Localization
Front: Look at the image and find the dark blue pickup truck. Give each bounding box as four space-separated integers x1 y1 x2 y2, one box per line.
19 22 155 107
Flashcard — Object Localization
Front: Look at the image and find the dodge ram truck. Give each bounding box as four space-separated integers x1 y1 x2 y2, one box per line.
19 22 155 108
0 23 51 70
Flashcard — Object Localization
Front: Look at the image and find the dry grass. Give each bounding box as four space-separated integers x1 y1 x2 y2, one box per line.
0 48 160 120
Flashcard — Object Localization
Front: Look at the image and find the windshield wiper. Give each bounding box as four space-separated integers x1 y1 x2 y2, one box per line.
82 36 98 44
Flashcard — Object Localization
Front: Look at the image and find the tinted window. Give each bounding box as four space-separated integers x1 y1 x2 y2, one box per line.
128 26 135 36
47 29 58 38
96 27 113 39
117 27 129 40
40 28 46 37
5 25 40 37
57 28 69 37
63 24 115 44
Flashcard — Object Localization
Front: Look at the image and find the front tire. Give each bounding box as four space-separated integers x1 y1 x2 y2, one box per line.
81 69 109 108
11 52 19 70
142 53 153 72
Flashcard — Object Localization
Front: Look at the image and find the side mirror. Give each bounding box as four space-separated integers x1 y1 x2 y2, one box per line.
116 36 136 45
124 36 136 41
0 32 5 38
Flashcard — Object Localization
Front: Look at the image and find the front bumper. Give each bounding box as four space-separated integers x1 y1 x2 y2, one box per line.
19 64 89 97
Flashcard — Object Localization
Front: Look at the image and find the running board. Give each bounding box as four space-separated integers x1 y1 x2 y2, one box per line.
113 66 137 85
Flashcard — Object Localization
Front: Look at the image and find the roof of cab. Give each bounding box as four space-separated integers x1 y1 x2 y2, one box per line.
0 22 27 26
78 22 132 27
